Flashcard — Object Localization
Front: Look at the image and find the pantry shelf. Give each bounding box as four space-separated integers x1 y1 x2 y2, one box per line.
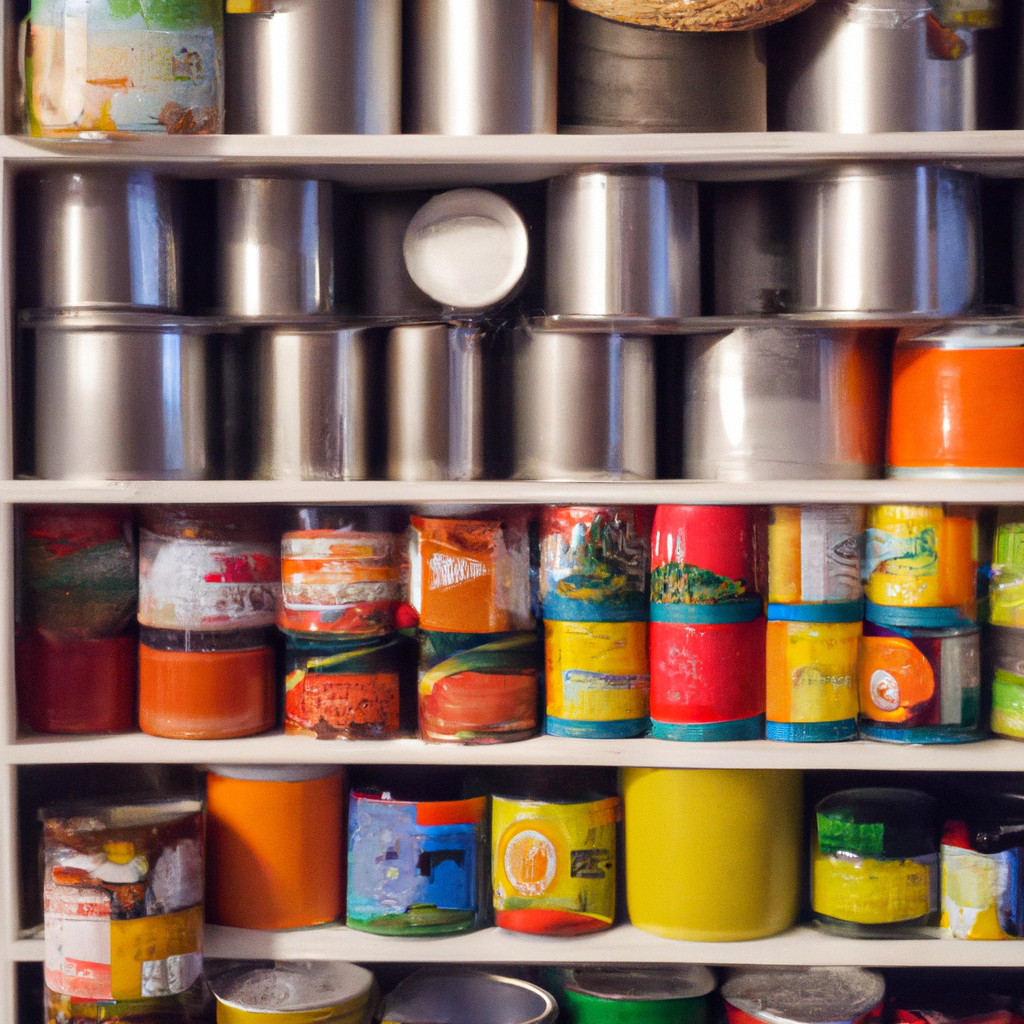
6 478 1024 506
7 732 1024 772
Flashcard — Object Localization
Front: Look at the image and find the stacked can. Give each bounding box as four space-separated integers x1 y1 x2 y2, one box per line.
411 514 539 743
989 508 1024 739
766 506 865 742
859 505 983 743
540 507 651 738
649 505 767 741
137 506 279 739
280 507 406 740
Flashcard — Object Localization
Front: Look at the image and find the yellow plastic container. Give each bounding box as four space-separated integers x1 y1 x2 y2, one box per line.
621 768 802 941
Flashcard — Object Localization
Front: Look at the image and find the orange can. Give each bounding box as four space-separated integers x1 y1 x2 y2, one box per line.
888 325 1024 475
138 628 275 740
206 765 345 931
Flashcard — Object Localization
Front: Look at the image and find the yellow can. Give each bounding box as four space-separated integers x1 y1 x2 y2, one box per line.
492 794 619 935
622 768 802 941
768 505 863 605
545 620 649 738
864 505 977 611
765 619 861 741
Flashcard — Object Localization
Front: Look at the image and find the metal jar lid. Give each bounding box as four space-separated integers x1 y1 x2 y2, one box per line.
382 969 557 1024
722 968 885 1024
562 965 717 1002
210 960 377 1017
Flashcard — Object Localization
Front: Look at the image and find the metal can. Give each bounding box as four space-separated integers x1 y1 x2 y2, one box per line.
551 965 717 1024
545 171 700 318
864 505 978 623
210 961 378 1024
216 178 334 319
991 508 1024 627
492 793 619 935
924 25 978 131
251 324 383 481
285 634 402 740
382 970 558 1024
27 0 223 136
650 505 765 617
224 0 401 134
768 505 865 612
942 786 1024 940
888 324 1024 478
990 624 1024 739
44 984 206 1022
682 327 886 481
722 968 885 1024
649 617 767 741
206 765 345 931
559 5 766 132
42 799 204 1000
765 618 862 742
858 621 982 743
27 310 220 481
513 328 655 481
347 790 488 935
418 630 539 744
623 768 802 941
813 788 938 936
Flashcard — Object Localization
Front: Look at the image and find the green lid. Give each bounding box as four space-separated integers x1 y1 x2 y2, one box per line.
556 967 715 1024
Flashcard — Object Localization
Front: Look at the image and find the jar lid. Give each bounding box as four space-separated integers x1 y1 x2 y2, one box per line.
210 961 376 1015
816 788 937 859
944 780 1024 853
561 965 716 1002
207 764 344 783
39 797 202 828
722 968 885 1024
382 970 557 1024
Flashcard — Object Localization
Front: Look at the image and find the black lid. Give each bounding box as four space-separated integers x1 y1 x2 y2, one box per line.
815 788 937 859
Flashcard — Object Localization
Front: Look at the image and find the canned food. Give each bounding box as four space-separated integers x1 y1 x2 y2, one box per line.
990 624 1024 739
42 799 204 1000
765 618 862 742
492 794 619 935
858 621 982 743
347 791 488 935
990 508 1024 628
721 968 885 1024
44 984 205 1022
813 788 938 936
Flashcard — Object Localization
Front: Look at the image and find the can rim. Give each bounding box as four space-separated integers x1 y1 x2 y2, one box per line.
562 964 717 1002
20 307 240 332
209 961 376 1014
721 968 885 1024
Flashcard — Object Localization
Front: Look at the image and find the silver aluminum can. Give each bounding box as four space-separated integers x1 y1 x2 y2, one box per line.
224 0 401 134
33 169 182 311
386 324 489 481
791 165 980 315
923 30 977 131
405 0 536 134
513 328 655 480
252 325 381 481
545 171 700 319
560 5 766 132
533 0 559 133
682 326 887 481
217 178 335 319
772 0 930 132
28 311 217 481
384 970 558 1024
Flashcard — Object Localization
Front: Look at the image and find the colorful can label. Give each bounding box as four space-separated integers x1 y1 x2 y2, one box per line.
929 0 1001 28
992 669 1024 739
539 506 649 621
418 630 539 743
989 514 1024 627
864 505 977 611
138 530 279 630
347 792 487 936
284 635 402 740
649 618 766 740
768 505 863 605
43 803 204 1001
544 620 649 737
765 619 861 741
492 795 618 935
279 530 403 636
941 823 1024 940
409 517 531 634
650 505 765 608
858 623 981 741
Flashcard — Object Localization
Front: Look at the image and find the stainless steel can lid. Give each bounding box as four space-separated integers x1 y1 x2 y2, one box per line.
210 960 376 1014
383 969 558 1024
722 968 885 1024
563 965 716 1002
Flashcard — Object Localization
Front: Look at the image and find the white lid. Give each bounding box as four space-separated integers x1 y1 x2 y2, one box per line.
207 764 344 782
403 189 528 311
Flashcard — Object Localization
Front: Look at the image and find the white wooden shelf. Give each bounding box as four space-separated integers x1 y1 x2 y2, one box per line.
7 732 1024 772
11 924 1024 967
6 477 1024 506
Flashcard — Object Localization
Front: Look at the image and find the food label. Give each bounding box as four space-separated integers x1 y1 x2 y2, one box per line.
991 669 1024 739
769 505 863 604
942 840 1023 940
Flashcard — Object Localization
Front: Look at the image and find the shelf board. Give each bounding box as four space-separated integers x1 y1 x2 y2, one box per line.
5 131 1024 184
6 477 1024 506
8 732 1024 771
11 925 1024 966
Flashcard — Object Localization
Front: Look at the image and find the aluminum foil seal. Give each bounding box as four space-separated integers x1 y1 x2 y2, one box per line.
563 965 717 1001
210 961 376 1014
722 968 885 1024
839 0 930 27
